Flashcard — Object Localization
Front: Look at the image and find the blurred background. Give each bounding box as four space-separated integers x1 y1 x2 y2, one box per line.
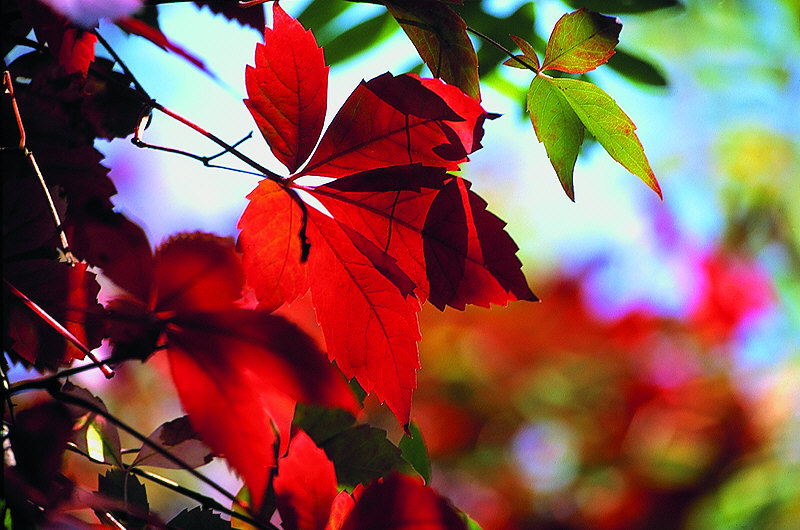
54 0 800 528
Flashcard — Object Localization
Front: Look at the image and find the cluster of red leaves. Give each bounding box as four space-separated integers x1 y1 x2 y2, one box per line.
3 1 534 527
238 4 535 431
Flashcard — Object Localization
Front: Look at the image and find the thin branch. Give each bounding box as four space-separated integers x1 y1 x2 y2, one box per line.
8 355 138 395
93 31 150 98
3 71 74 259
65 445 276 529
3 279 115 379
50 387 264 525
465 26 540 74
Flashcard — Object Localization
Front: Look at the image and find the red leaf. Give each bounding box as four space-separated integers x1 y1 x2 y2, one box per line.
154 233 244 313
18 1 96 76
115 17 209 73
245 2 328 173
274 430 338 530
341 474 466 530
307 208 421 428
4 260 105 371
237 179 309 311
325 491 356 530
423 177 537 310
307 165 449 302
300 73 489 178
167 309 358 510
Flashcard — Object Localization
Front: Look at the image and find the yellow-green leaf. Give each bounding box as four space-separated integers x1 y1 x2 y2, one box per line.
551 77 661 198
527 75 584 200
542 9 622 73
509 34 540 71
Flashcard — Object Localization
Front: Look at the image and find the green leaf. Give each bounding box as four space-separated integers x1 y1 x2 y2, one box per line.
399 421 431 484
62 381 122 467
505 35 539 71
462 512 484 529
292 403 357 444
527 75 585 200
96 469 149 529
563 0 682 14
551 77 661 198
542 9 622 73
322 12 395 66
607 48 668 87
168 507 231 529
322 424 413 490
385 0 481 100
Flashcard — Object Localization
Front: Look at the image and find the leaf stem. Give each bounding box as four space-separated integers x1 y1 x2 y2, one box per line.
8 356 137 395
49 387 267 524
65 444 276 529
3 279 114 379
465 26 540 74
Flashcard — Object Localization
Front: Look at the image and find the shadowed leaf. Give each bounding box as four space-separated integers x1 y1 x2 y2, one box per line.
132 416 214 469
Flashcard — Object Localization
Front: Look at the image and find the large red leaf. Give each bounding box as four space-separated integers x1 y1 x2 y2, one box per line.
154 233 245 313
245 2 328 173
237 179 309 311
274 430 338 530
307 209 421 429
299 73 488 178
341 474 466 530
306 165 448 302
167 309 358 510
423 177 537 310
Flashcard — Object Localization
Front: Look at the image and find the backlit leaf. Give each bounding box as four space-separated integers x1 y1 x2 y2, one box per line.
167 309 358 509
399 421 431 484
244 2 328 173
551 77 661 198
300 73 488 178
504 35 540 70
526 75 584 200
274 430 338 530
542 9 622 74
384 0 480 101
238 179 309 311
306 209 421 428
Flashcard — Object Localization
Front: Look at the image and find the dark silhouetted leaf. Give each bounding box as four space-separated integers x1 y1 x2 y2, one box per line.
607 48 668 87
169 506 232 529
341 473 466 530
97 469 149 530
195 0 266 32
132 416 214 469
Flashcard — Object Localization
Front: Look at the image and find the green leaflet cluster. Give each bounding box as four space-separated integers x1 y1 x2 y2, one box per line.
505 9 662 201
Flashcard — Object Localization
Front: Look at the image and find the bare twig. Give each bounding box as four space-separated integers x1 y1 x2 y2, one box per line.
3 279 114 379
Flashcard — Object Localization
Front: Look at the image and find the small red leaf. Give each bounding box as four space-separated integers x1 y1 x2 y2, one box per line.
18 1 96 76
245 2 328 173
341 474 466 530
325 491 356 530
274 430 338 530
167 309 358 510
115 17 209 73
307 209 421 428
300 73 488 178
423 177 537 310
238 179 309 311
154 233 244 313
